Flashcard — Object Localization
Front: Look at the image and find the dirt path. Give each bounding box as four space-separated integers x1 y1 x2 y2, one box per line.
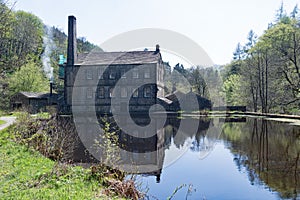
0 116 16 131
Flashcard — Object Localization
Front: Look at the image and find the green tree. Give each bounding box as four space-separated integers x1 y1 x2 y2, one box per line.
11 11 44 68
233 42 244 60
242 30 259 111
173 63 187 76
8 62 49 94
77 37 100 53
0 10 44 75
0 0 14 75
275 2 286 22
290 4 299 19
188 66 209 98
263 19 300 95
223 4 300 114
222 74 245 106
171 63 190 93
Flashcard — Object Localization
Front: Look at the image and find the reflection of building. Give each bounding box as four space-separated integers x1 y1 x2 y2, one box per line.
71 114 215 182
71 115 165 182
119 130 165 182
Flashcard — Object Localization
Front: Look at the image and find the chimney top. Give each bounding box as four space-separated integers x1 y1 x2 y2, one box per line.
68 15 76 20
155 44 160 53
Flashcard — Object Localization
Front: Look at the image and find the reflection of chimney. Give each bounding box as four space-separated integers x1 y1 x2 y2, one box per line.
156 174 161 183
67 16 77 66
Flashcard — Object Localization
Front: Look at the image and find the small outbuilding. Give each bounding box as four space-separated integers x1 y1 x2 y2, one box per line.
165 90 212 112
11 92 58 114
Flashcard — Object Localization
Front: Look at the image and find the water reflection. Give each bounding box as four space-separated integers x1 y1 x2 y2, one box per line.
222 118 300 199
73 115 300 199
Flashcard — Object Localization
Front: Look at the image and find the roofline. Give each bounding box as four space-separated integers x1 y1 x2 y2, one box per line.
74 50 162 66
18 92 58 99
79 50 158 54
74 62 159 66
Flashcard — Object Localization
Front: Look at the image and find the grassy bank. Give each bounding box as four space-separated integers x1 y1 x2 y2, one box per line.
0 128 126 200
0 120 5 125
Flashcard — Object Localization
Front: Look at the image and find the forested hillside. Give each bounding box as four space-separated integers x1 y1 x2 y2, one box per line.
222 4 300 114
0 1 101 111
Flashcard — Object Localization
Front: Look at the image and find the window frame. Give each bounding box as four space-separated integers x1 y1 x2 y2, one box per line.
86 69 93 80
121 69 126 78
86 88 93 99
132 68 139 79
144 86 151 98
109 70 116 79
121 87 127 98
98 68 104 79
133 88 139 98
144 68 150 78
98 87 105 98
109 87 115 98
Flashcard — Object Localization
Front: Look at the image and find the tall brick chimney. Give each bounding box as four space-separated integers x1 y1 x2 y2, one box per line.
67 16 77 66
64 16 77 110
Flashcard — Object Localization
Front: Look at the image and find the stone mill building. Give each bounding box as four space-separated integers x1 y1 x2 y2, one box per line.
60 16 165 114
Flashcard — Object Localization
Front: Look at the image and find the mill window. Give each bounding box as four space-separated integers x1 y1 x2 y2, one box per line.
86 88 93 99
86 69 93 80
133 89 139 98
121 69 126 78
144 86 151 98
121 87 127 97
144 68 150 78
132 68 139 78
109 70 116 79
109 87 115 98
98 87 105 98
98 68 104 79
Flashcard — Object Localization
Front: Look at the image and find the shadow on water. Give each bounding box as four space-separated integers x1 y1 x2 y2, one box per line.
68 114 300 199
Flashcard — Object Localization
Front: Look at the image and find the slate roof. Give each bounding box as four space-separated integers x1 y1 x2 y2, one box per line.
19 92 58 99
76 51 161 65
157 97 173 105
165 90 185 102
19 92 47 98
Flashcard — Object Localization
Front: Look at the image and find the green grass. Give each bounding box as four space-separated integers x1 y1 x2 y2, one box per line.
1 111 21 117
0 128 123 200
0 120 5 126
2 111 51 119
33 112 51 119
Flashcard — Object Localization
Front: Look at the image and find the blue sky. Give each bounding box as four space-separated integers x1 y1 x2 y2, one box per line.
11 0 300 66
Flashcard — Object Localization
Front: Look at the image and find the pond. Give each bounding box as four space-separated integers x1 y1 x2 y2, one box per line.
129 116 300 200
72 114 300 199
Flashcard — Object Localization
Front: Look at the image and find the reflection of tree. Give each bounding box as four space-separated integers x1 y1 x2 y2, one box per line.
167 117 211 150
222 118 300 199
190 130 209 152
